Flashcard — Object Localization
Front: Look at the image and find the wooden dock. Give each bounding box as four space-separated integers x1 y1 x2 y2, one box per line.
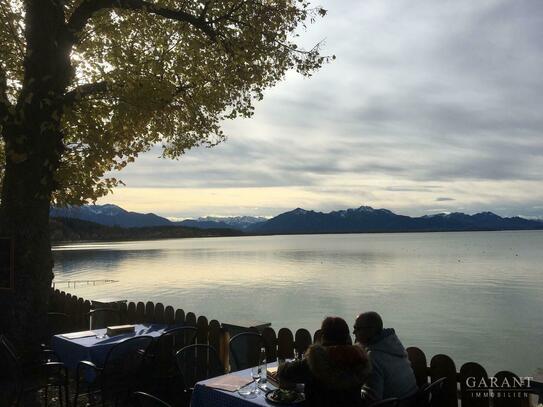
51 279 118 288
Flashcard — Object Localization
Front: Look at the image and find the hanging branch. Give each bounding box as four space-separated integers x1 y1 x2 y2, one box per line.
66 0 219 43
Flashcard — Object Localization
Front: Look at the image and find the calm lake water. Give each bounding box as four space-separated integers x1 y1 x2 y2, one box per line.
52 231 543 376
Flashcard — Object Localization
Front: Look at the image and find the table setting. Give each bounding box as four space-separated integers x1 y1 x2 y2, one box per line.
50 323 170 371
191 360 306 407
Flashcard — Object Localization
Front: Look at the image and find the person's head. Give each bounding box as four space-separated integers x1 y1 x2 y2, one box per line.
320 316 351 346
353 311 383 345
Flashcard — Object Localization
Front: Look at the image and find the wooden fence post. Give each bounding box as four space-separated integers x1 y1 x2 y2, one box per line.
118 302 128 325
277 328 294 360
145 301 155 323
127 302 136 324
68 295 78 331
407 346 429 388
76 298 85 330
294 328 312 357
430 354 458 407
196 316 209 344
195 316 209 380
136 302 145 323
493 371 530 407
262 327 277 362
175 309 185 325
154 303 165 324
185 312 197 327
164 306 175 325
459 362 490 407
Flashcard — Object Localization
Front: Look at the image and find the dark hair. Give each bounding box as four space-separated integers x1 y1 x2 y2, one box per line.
321 316 351 345
357 311 383 334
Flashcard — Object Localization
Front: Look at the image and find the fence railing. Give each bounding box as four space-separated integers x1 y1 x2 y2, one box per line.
49 289 539 407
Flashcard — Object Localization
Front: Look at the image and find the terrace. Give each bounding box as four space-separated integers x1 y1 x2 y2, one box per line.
4 289 535 406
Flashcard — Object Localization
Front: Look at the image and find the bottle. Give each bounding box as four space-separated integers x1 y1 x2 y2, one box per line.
258 346 267 383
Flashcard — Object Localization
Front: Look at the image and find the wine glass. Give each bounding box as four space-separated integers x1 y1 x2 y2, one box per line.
251 365 261 393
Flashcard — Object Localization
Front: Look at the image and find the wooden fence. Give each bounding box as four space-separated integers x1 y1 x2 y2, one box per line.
49 289 538 407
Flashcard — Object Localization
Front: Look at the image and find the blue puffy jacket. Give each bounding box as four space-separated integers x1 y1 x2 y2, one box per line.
362 328 418 400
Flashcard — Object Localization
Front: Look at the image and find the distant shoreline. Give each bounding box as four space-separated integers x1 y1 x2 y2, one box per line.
51 223 543 245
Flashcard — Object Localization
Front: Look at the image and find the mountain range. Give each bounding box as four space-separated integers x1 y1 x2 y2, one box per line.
248 206 543 234
50 204 543 235
177 216 267 230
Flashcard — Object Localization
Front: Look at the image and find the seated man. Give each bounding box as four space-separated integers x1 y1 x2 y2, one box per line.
354 311 418 401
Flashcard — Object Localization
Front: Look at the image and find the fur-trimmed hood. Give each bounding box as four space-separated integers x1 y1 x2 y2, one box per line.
305 344 371 390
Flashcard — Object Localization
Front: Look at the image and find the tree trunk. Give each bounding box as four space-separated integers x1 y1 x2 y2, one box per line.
0 0 72 356
0 133 54 355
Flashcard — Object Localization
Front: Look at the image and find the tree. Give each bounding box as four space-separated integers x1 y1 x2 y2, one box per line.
0 0 330 353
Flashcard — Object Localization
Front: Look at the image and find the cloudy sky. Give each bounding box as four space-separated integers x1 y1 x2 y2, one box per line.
99 0 543 220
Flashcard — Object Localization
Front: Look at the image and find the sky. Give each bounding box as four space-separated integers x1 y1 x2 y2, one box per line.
99 0 543 220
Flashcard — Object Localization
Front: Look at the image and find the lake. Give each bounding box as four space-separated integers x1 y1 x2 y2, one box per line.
52 230 543 376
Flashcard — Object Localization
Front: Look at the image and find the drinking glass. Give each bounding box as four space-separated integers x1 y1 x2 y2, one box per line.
95 330 107 339
251 365 261 393
238 383 255 398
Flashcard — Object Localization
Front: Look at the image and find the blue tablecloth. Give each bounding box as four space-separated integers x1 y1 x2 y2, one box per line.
51 323 169 371
192 364 279 407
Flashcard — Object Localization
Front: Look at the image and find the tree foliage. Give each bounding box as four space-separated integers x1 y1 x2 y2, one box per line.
0 0 330 204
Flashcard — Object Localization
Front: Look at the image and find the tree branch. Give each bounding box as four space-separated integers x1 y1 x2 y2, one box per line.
66 0 218 43
62 81 109 108
210 0 245 24
0 2 25 58
0 64 14 125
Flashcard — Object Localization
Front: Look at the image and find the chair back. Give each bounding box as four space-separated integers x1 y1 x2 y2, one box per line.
102 336 154 391
417 377 447 407
88 308 120 330
175 344 224 390
370 398 400 406
229 332 266 372
493 371 530 407
0 334 21 401
46 312 69 343
133 391 172 407
153 326 197 374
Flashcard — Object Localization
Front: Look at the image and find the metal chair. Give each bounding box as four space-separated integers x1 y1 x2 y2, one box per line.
528 380 543 405
46 312 69 336
133 391 172 407
369 398 400 407
175 344 224 393
151 326 198 373
146 326 198 398
0 334 69 406
416 377 447 407
228 331 266 372
41 312 69 352
73 335 154 407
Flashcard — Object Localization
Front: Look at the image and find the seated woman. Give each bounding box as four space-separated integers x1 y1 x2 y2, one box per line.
278 316 371 407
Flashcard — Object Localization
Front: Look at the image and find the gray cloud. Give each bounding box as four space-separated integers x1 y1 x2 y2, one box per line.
105 0 543 217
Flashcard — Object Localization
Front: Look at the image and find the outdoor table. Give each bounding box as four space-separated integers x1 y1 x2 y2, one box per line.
50 323 170 371
191 363 281 407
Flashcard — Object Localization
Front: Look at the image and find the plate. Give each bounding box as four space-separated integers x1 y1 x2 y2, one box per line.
265 389 305 405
